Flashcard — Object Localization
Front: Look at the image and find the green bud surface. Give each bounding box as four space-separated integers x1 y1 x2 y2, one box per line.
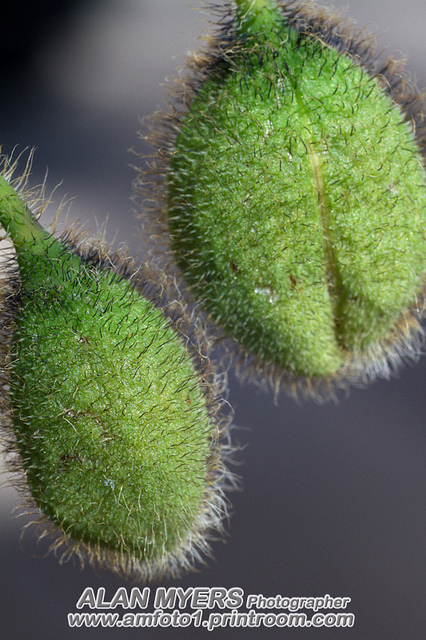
0 166 230 579
154 0 426 388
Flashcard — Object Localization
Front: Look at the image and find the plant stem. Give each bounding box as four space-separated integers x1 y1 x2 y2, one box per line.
0 176 51 255
234 0 281 34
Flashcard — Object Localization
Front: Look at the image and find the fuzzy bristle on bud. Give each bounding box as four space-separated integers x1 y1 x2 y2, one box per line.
139 0 426 396
0 155 235 580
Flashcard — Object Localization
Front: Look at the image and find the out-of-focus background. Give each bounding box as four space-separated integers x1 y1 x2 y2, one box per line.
0 1 425 639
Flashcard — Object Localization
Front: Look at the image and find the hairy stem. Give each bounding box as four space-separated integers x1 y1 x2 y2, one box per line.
0 176 50 253
235 0 282 34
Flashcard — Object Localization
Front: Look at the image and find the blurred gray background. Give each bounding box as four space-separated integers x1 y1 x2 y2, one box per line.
0 1 425 638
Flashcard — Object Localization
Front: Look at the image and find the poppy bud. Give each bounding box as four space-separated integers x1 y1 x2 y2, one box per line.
0 158 232 579
142 0 426 394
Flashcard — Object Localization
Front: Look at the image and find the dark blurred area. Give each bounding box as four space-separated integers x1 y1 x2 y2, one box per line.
0 1 425 639
0 1 80 72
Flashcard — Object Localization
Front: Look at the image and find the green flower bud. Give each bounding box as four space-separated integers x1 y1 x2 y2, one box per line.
0 156 233 580
141 0 426 394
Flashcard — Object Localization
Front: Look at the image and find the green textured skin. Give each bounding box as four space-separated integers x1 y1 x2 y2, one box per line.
167 7 426 378
10 246 210 560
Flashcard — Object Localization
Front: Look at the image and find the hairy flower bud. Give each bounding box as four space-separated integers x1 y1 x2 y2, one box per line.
0 158 233 580
141 0 426 394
